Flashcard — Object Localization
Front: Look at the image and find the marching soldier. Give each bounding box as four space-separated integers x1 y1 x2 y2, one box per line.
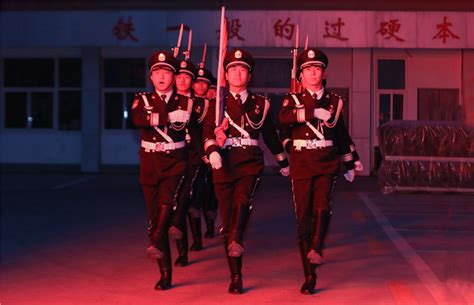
131 50 199 290
189 68 219 241
168 58 208 266
279 48 356 295
202 48 290 294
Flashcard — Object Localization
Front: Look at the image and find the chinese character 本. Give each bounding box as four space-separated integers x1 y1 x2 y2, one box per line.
112 16 139 42
433 16 460 44
274 17 295 41
376 19 405 42
323 17 349 41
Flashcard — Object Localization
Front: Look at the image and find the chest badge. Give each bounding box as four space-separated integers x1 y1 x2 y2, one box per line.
329 104 335 114
255 105 260 114
195 105 202 113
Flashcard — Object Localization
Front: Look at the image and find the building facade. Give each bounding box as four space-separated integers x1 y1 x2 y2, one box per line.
1 8 473 175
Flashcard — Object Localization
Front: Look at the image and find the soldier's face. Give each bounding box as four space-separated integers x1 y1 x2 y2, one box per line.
300 65 324 88
192 80 210 97
150 68 175 92
226 64 251 88
207 88 217 99
175 73 193 92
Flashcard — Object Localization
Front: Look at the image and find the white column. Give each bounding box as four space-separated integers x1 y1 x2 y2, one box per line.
81 47 101 173
351 48 372 176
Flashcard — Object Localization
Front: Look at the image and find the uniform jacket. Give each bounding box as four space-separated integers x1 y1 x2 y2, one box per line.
279 88 355 179
203 91 288 183
131 90 204 185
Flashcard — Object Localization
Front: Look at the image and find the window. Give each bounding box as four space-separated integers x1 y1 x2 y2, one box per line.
379 93 403 126
418 89 461 121
377 59 405 126
251 58 293 128
250 58 292 88
3 58 82 130
5 92 27 128
377 60 405 90
102 58 146 130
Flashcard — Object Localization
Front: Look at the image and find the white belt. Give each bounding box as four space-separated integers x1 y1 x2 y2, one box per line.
223 137 259 148
141 140 186 152
293 139 333 150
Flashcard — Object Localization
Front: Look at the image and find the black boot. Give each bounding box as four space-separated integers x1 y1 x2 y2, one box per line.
204 218 215 238
154 207 173 290
225 240 243 294
155 254 172 290
148 205 172 259
174 222 188 267
229 203 251 247
188 214 203 251
299 240 317 295
308 209 332 264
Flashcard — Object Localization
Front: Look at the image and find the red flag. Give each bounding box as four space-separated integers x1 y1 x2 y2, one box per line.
215 6 228 126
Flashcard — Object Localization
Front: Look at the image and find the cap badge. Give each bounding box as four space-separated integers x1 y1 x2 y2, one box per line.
235 50 242 59
180 61 187 68
198 69 204 76
158 53 166 61
308 50 315 59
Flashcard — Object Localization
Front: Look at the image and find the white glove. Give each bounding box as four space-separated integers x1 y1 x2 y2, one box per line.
279 166 290 177
168 110 190 123
209 152 222 170
354 160 364 172
344 169 355 182
314 108 331 121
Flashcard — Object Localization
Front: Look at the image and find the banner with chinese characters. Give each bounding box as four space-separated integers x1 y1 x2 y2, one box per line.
1 10 473 49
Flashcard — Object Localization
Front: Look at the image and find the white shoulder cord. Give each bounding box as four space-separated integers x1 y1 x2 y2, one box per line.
290 94 325 140
244 99 270 130
142 95 174 143
170 97 193 131
197 99 209 124
225 111 251 138
324 98 343 128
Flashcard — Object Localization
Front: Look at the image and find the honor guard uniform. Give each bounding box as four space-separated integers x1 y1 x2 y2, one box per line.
131 50 199 291
202 48 289 294
188 67 219 242
279 48 355 295
170 59 211 267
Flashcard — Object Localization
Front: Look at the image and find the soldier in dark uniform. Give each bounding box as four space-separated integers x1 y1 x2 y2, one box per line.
202 48 290 294
168 59 209 266
188 68 219 242
131 50 200 290
279 48 356 295
321 78 364 173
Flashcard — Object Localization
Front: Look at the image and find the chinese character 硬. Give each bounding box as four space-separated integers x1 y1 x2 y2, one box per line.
376 19 405 42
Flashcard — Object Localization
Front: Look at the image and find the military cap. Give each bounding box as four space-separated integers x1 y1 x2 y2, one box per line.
298 48 329 71
178 60 198 80
196 68 215 84
224 48 255 72
148 50 179 73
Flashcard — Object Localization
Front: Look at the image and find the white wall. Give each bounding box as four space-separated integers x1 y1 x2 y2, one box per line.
0 132 81 164
100 130 140 165
406 49 462 120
